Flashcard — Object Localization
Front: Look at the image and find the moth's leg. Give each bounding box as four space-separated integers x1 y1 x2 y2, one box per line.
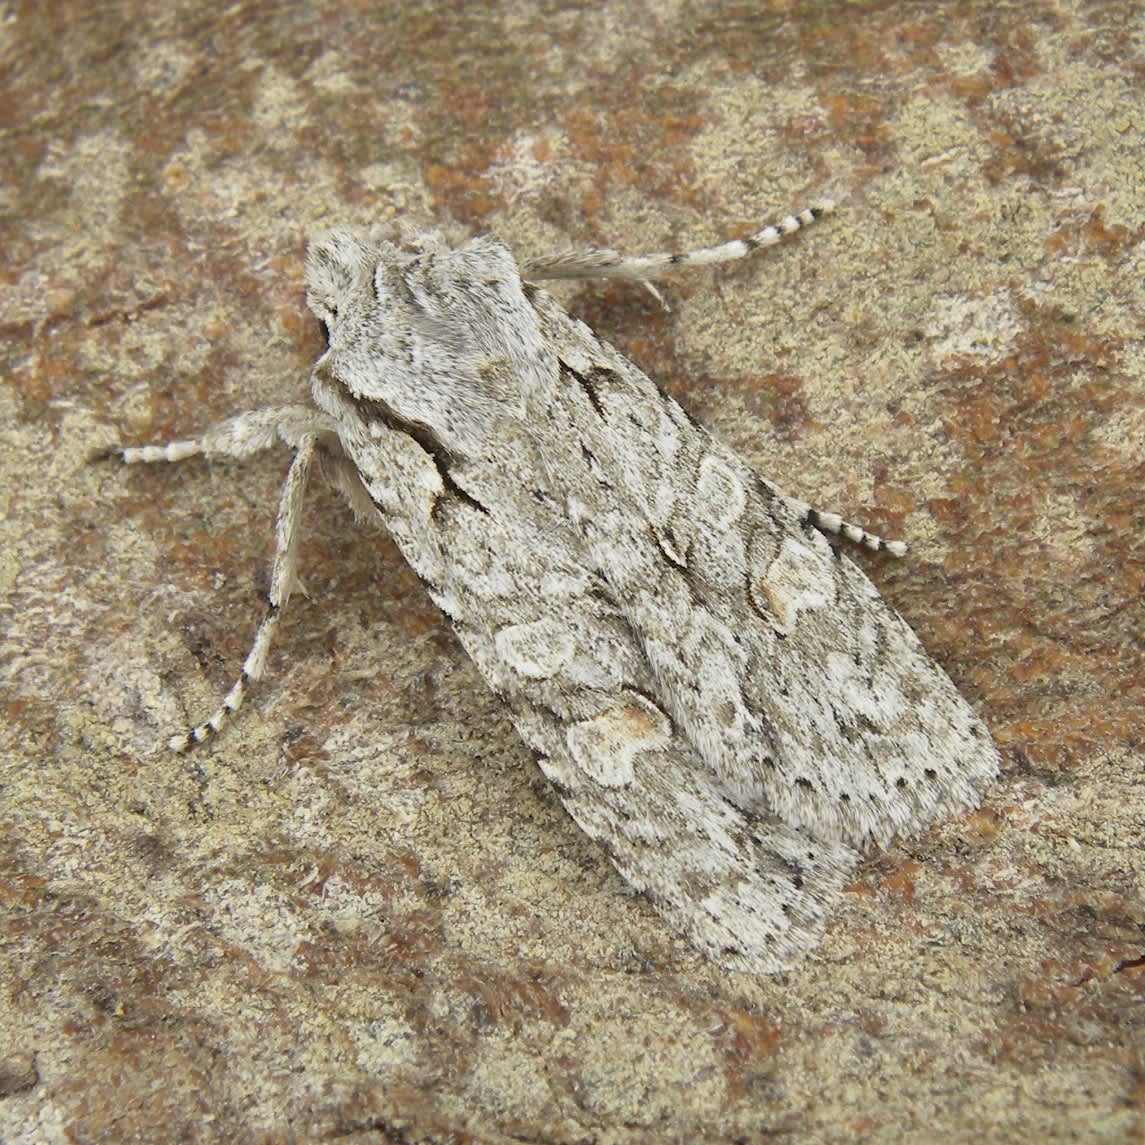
773 482 907 557
167 433 320 751
102 405 337 465
102 406 370 748
317 448 384 527
524 201 834 284
805 506 907 557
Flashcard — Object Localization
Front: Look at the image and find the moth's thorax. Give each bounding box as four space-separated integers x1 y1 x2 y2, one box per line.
307 229 554 458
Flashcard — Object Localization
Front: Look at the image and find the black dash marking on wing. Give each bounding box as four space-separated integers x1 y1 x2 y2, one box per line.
349 390 489 517
560 360 614 419
752 475 780 507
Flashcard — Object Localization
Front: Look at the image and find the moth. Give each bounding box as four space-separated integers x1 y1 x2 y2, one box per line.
110 203 999 971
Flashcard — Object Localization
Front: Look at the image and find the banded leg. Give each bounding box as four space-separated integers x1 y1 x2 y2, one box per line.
523 201 834 284
769 480 907 557
803 505 907 557
103 404 385 748
106 405 338 465
168 434 319 751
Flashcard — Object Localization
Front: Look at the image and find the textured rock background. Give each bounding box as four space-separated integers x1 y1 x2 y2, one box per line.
1 2 1142 1142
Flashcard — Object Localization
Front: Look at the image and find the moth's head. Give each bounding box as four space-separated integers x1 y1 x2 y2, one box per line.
305 228 377 331
305 228 539 443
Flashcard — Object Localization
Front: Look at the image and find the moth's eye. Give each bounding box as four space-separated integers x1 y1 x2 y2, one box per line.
308 285 349 330
308 293 341 333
